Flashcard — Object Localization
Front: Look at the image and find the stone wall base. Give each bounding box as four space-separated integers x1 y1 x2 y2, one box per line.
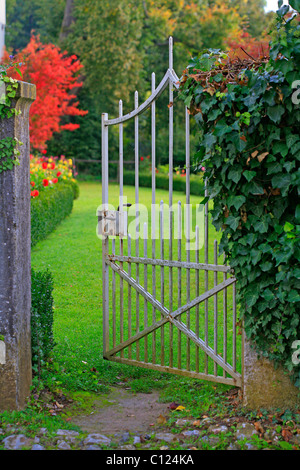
242 336 300 410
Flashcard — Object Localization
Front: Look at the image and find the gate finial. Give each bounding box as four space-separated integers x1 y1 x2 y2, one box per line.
169 36 173 70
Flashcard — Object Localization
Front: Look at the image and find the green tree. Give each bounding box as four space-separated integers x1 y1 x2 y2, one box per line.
6 0 65 52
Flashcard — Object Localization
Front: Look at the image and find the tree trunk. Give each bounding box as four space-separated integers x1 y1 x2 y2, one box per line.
59 0 75 42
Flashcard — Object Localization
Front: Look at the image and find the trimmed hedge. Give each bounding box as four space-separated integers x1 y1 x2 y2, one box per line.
31 268 55 380
123 170 204 196
63 179 80 200
31 181 78 247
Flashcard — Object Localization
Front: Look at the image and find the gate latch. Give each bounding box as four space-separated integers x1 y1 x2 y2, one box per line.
98 204 131 237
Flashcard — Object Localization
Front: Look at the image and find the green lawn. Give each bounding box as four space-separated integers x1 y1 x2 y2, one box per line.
31 181 241 396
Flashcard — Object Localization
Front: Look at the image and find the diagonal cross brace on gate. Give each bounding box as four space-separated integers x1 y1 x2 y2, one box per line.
104 258 240 385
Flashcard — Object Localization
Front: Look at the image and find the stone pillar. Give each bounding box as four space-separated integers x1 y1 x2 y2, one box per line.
242 333 300 409
0 81 36 411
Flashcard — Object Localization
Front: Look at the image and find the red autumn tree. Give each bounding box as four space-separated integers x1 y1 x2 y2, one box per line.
3 35 88 151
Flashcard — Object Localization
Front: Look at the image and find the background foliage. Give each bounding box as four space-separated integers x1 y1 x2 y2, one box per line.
4 0 275 173
178 0 300 386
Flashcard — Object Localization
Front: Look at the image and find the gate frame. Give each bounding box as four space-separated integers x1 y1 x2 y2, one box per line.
100 37 243 388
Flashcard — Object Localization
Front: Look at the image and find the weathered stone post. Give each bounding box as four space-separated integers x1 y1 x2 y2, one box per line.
0 81 36 410
242 333 300 409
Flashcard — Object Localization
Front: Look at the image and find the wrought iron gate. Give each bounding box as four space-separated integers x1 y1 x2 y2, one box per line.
99 38 242 387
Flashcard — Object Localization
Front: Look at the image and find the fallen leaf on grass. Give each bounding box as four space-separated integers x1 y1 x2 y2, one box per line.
282 429 293 442
175 405 186 411
254 421 264 434
168 402 181 410
157 414 167 425
193 420 202 426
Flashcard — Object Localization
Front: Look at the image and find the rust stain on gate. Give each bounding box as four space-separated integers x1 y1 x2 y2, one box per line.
99 37 242 388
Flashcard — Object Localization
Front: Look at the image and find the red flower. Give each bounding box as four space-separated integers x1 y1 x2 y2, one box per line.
31 190 39 197
42 149 47 155
50 162 55 170
57 171 62 177
30 181 35 186
52 178 58 184
140 157 144 161
42 162 48 169
42 179 49 186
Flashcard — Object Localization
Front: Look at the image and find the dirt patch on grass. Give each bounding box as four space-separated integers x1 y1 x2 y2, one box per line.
70 386 171 435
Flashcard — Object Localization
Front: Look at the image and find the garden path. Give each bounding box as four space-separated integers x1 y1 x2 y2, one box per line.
69 386 171 435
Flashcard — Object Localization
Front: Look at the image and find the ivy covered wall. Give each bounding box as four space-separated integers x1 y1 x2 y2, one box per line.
178 0 300 388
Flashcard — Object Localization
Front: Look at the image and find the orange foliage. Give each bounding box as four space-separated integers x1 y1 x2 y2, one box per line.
226 30 270 60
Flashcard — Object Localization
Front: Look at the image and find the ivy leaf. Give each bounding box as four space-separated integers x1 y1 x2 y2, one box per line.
227 195 246 210
267 105 285 123
286 134 299 150
276 3 290 17
246 233 256 246
261 288 274 302
203 133 217 149
251 248 262 265
244 289 260 308
226 215 240 230
272 141 288 157
249 181 264 195
284 222 294 232
232 133 247 152
184 95 193 107
289 0 300 13
243 170 256 182
287 290 300 303
253 218 269 233
260 261 273 272
198 54 217 72
228 166 242 184
200 196 210 205
267 161 282 175
271 173 292 189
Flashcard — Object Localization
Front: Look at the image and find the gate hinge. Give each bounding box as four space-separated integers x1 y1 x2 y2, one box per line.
98 205 131 237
